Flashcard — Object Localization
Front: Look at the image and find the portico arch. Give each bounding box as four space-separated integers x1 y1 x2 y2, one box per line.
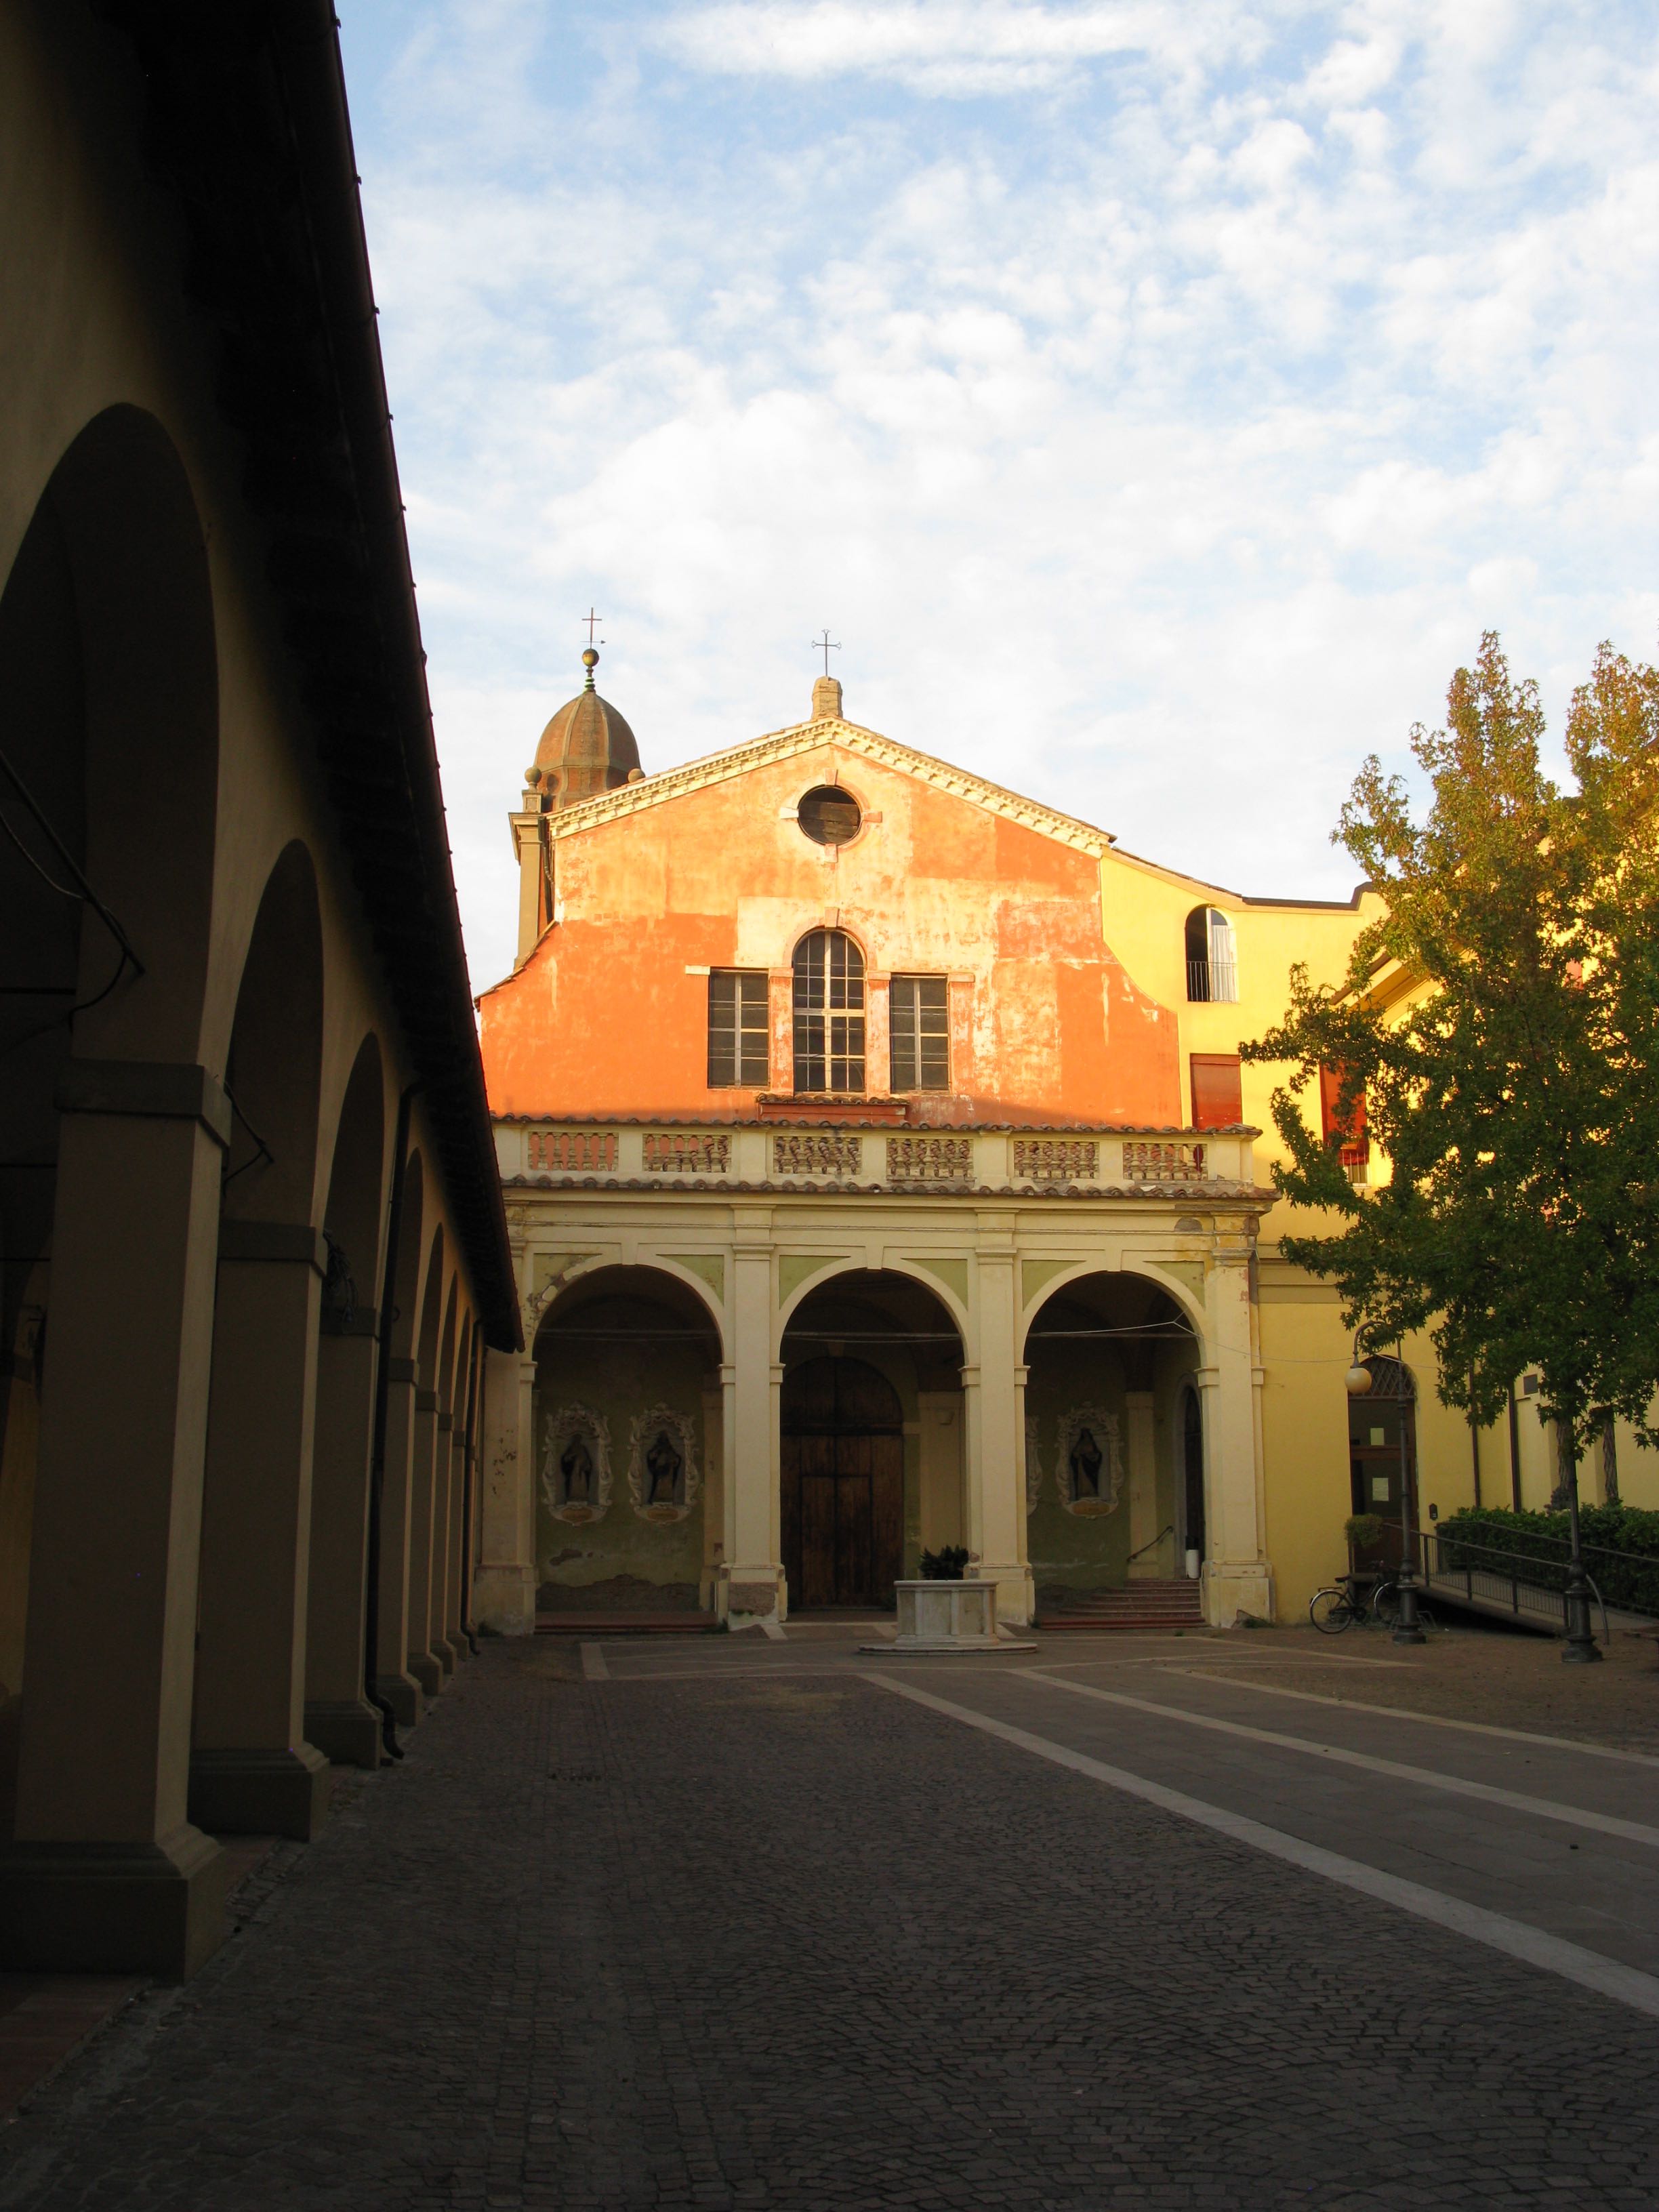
533 1265 722 1620
2 409 224 1967
192 842 329 1841
780 1270 965 1609
1022 1270 1200 1610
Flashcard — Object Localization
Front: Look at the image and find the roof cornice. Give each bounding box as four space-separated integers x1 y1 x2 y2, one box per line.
544 715 1117 857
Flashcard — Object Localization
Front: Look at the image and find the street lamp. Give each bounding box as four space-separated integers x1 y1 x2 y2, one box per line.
1346 1338 1423 1644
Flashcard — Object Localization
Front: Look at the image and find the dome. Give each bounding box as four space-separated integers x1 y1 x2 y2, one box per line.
531 651 640 808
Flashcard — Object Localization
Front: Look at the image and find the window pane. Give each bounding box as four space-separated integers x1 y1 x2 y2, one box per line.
890 973 948 1092
793 930 864 1092
709 969 768 1088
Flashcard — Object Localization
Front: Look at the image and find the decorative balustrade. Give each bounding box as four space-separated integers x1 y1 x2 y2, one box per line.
1012 1138 1098 1183
1121 1141 1206 1183
509 1125 1242 1191
644 1132 731 1175
773 1133 862 1179
528 1128 617 1172
887 1135 974 1183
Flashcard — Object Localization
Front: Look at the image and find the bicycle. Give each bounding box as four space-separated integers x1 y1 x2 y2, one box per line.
1309 1571 1436 1634
1308 1572 1374 1633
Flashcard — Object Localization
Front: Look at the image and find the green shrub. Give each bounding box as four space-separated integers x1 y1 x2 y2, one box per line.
1439 1504 1659 1617
919 1545 970 1582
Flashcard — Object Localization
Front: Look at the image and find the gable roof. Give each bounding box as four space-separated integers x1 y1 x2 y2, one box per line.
543 712 1118 859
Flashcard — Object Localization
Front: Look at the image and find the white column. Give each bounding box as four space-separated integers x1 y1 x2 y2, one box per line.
963 1232 1033 1623
720 1226 781 1622
1201 1253 1273 1625
473 1350 537 1634
1125 1389 1160 1578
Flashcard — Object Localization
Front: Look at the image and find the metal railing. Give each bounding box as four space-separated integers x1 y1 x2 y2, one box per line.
1126 1522 1176 1563
1418 1528 1614 1644
1187 958 1238 1004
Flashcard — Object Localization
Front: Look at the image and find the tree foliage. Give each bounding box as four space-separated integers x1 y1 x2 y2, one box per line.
1244 633 1659 1455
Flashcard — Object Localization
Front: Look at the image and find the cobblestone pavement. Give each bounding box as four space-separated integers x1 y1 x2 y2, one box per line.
1 1638 1657 2210
1149 1618 1659 1755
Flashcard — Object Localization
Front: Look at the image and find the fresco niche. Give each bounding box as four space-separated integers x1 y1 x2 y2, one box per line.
541 1403 613 1525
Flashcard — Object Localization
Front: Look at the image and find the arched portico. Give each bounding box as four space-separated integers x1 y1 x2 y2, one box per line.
779 1269 964 1609
532 1265 723 1619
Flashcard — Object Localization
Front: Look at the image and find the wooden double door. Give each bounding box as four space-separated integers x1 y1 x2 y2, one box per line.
781 1356 903 1608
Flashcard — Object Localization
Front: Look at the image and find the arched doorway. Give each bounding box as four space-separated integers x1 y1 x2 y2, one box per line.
781 1269 964 1610
1349 1355 1416 1572
1023 1271 1197 1610
533 1266 722 1618
782 1359 903 1607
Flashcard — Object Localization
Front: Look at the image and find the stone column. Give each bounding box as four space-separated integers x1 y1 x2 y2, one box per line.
474 1351 537 1633
427 1411 459 1673
303 1309 381 1767
1200 1252 1272 1625
190 1221 330 1841
0 1063 230 1977
700 1385 724 1611
962 1229 1033 1623
443 1418 470 1660
1124 1390 1160 1579
719 1227 781 1623
374 1358 423 1723
405 1389 443 1696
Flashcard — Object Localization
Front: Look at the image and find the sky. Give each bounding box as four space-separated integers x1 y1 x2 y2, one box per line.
335 1 1659 991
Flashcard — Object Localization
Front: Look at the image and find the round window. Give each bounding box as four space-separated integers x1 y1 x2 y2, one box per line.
796 785 861 846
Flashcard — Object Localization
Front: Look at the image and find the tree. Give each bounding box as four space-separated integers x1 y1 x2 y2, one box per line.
1244 635 1659 1595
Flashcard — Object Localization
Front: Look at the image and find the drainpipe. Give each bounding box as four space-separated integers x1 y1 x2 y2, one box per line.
365 1080 419 1759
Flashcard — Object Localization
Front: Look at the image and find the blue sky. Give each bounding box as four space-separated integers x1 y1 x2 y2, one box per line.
335 2 1659 989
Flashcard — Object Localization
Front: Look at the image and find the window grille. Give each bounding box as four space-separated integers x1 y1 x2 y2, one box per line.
708 970 769 1087
792 930 865 1093
889 974 949 1092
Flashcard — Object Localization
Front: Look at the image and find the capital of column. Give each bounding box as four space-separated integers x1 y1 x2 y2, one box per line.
56 1057 232 1149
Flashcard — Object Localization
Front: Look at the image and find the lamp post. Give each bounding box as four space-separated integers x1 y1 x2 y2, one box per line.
1345 1342 1423 1644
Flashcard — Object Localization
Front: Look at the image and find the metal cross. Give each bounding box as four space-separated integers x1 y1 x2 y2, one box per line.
581 607 604 645
812 630 840 676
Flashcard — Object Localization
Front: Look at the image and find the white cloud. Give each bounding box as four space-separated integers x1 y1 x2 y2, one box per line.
337 0 1659 988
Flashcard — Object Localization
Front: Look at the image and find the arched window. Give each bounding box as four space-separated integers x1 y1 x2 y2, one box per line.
1185 906 1237 1002
792 929 865 1093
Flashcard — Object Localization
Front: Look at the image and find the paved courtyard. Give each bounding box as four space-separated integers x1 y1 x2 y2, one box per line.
1 1628 1658 2209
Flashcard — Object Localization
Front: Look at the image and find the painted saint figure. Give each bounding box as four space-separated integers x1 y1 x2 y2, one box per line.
645 1427 682 1504
560 1431 594 1504
1069 1426 1103 1500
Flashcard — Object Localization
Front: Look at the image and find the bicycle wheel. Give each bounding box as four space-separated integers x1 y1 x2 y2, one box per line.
1309 1588 1355 1634
1370 1579 1401 1626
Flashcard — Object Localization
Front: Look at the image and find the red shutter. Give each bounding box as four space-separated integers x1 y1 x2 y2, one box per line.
1319 1065 1369 1166
1190 1054 1242 1131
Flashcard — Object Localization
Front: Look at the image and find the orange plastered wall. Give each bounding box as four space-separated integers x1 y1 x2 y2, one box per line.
479 744 1182 1124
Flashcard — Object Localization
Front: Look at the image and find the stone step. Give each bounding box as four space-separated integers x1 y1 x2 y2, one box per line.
1038 1581 1204 1629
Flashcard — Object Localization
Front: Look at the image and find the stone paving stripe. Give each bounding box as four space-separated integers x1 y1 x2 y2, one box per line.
1016 1669 1659 1845
579 1642 609 1680
1153 1665 1659 1765
866 1669 1659 2022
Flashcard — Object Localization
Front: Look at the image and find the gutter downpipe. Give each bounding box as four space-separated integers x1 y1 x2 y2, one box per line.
365 1080 419 1759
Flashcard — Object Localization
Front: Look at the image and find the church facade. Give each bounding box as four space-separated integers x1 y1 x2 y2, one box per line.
475 660 1437 1633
